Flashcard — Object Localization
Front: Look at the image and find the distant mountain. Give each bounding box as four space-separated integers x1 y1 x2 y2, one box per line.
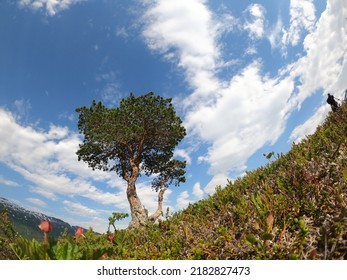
0 197 82 241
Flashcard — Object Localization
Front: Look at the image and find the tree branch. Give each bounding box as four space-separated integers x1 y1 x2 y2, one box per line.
149 179 167 221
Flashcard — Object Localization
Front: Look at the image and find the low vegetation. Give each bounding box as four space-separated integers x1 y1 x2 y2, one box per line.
1 103 346 260
0 209 17 260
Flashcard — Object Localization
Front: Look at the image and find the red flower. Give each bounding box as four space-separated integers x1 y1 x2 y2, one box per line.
108 234 115 241
75 227 84 241
38 220 52 233
38 220 52 244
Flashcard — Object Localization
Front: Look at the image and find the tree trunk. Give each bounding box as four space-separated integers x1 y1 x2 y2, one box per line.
149 183 166 221
126 180 148 228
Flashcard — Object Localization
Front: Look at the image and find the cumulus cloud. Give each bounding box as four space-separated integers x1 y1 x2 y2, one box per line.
268 0 317 56
204 173 229 194
186 61 294 176
243 4 266 40
141 0 225 103
135 182 174 216
192 182 204 200
0 108 124 206
277 0 346 146
141 0 294 192
285 0 317 46
141 0 346 195
176 190 192 210
18 0 84 16
288 0 346 108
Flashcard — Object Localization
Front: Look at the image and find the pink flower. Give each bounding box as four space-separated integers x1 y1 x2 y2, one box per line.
38 220 52 244
75 227 85 241
108 234 115 241
38 220 52 233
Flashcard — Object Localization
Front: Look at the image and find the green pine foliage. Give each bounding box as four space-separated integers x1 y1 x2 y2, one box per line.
3 103 347 260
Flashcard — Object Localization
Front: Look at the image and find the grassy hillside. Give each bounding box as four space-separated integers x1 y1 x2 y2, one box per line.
107 103 347 260
3 103 347 260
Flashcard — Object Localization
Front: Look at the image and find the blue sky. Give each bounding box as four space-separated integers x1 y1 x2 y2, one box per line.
0 0 346 232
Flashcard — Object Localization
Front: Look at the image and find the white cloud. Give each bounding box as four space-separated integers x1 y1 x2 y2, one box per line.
268 16 285 51
192 182 204 200
96 71 123 106
186 61 294 175
65 215 112 233
0 177 20 187
203 173 229 194
280 0 347 144
141 0 346 191
245 46 257 56
26 197 47 208
100 83 123 106
141 0 295 182
0 108 124 207
142 0 216 56
29 186 57 200
288 0 346 110
174 149 192 165
135 181 174 216
285 0 316 46
175 183 207 209
176 190 192 210
141 0 224 103
58 112 75 122
115 26 130 40
13 99 32 121
63 200 98 216
243 4 266 40
289 105 329 143
18 0 84 16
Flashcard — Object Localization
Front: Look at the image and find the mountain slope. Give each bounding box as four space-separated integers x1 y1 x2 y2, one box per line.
0 197 80 241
